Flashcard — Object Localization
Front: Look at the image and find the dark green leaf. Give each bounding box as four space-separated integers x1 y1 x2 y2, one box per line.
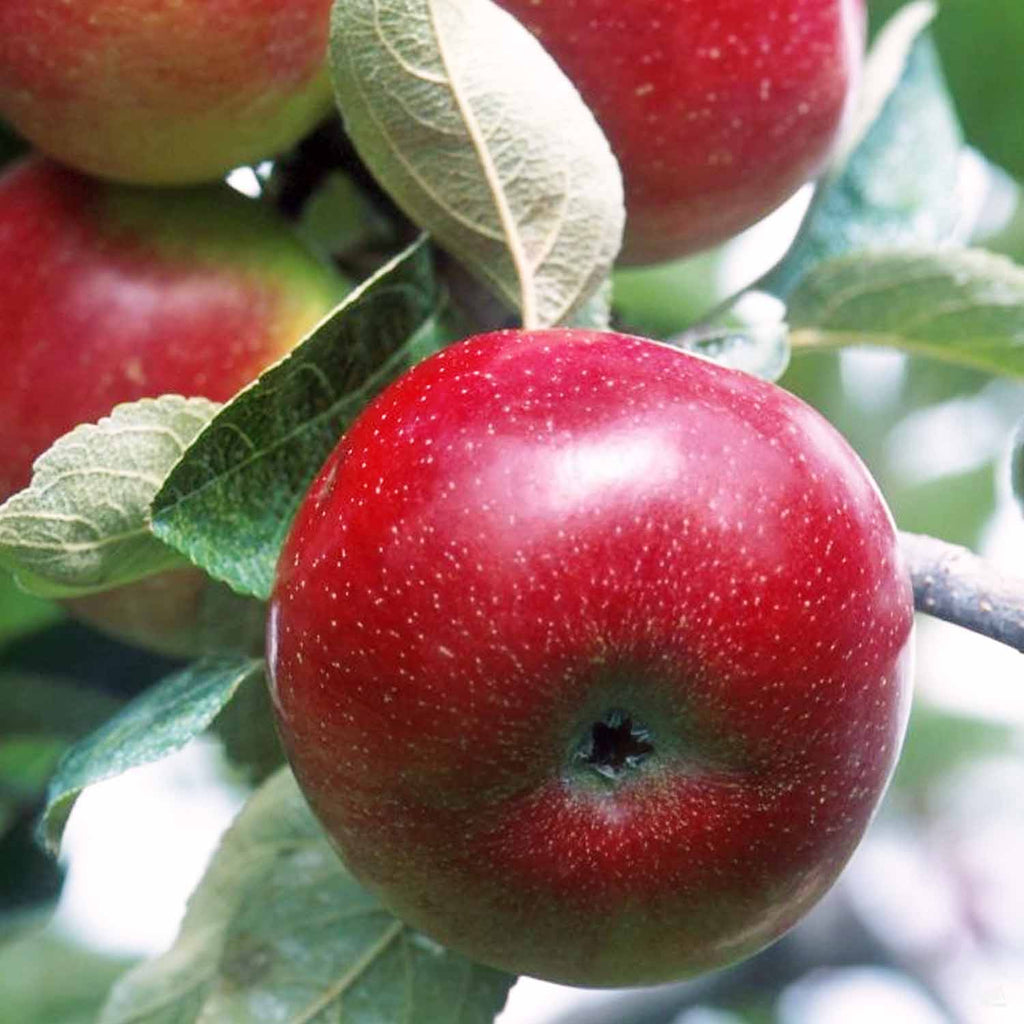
788 248 1024 376
0 735 65 842
151 237 441 601
39 657 263 854
0 737 65 802
211 669 285 785
764 6 963 298
100 768 515 1024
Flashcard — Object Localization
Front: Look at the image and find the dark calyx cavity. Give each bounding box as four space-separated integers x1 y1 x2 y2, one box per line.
578 709 654 780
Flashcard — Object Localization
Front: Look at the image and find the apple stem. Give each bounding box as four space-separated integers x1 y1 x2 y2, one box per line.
901 531 1024 654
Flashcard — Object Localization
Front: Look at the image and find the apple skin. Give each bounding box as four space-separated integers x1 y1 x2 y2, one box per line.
268 328 914 987
0 0 333 185
0 155 346 655
0 155 346 502
496 0 866 263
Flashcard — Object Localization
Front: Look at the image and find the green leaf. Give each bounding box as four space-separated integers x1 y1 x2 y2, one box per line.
39 656 263 855
0 924 134 1024
870 0 1024 181
329 0 623 329
788 248 1024 376
0 735 66 839
0 397 220 599
0 570 61 650
211 670 286 785
100 768 514 1024
295 171 404 271
151 238 441 602
764 4 963 298
0 737 65 801
0 670 120 840
1012 418 1024 515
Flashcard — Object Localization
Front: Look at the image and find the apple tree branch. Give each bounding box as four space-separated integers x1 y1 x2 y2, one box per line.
900 531 1024 655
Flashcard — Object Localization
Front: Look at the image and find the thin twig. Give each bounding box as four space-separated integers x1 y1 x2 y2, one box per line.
901 530 1024 654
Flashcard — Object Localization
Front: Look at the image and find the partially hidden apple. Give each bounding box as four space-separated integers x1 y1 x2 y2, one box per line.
496 0 866 263
0 1 334 185
0 155 346 501
0 155 347 653
268 328 914 986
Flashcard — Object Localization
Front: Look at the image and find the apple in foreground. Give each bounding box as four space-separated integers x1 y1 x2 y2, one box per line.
268 329 914 986
0 155 346 653
496 0 866 263
0 0 333 185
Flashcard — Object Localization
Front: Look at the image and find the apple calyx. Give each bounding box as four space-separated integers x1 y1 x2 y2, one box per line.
575 708 655 781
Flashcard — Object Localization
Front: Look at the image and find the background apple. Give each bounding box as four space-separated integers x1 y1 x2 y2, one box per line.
0 155 346 501
0 0 334 185
496 0 866 263
0 155 347 653
268 328 915 986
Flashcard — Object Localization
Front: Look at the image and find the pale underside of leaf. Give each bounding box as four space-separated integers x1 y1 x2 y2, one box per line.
788 248 1024 376
330 0 624 328
0 396 220 598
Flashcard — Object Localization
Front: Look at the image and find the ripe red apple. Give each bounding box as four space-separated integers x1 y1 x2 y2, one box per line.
0 1 333 185
0 155 346 501
268 328 914 986
495 0 865 263
0 155 346 654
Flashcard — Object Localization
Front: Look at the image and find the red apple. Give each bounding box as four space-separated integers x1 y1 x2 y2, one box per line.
0 155 346 655
0 155 346 502
495 0 865 263
0 1 334 185
268 328 914 986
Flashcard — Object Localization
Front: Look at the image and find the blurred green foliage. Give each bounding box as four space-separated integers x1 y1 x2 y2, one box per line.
0 571 62 651
869 0 1024 179
613 252 719 338
892 701 1015 796
0 918 133 1024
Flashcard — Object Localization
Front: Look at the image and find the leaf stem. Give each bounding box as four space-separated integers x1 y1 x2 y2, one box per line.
901 530 1024 654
